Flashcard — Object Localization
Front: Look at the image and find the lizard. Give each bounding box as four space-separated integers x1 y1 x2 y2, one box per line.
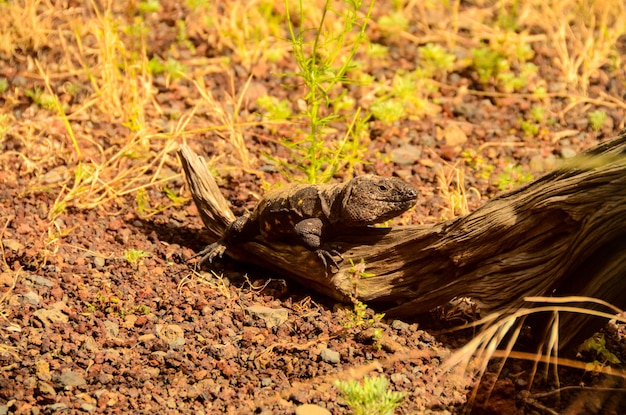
192 175 418 272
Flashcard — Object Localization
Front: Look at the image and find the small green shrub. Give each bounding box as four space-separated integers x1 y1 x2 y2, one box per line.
577 333 621 371
256 95 292 121
124 249 150 263
418 43 456 76
588 110 608 131
494 164 533 190
335 375 404 415
377 11 409 35
277 0 375 183
371 100 405 123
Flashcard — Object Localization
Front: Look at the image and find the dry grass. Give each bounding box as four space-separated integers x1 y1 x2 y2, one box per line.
1 0 623 227
523 0 626 93
0 0 54 57
441 296 626 408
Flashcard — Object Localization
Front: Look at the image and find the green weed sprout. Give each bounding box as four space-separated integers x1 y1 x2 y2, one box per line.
495 164 533 191
335 375 404 415
418 43 456 76
377 11 409 36
577 333 621 371
124 249 150 263
256 94 292 122
281 0 375 183
588 110 608 131
370 100 405 124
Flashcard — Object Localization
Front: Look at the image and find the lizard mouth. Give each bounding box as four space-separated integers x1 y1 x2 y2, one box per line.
371 189 418 204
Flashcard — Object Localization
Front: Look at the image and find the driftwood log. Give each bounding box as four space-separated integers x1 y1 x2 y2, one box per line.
179 130 626 351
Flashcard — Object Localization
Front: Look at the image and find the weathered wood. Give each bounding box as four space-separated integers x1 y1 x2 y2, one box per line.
178 130 626 350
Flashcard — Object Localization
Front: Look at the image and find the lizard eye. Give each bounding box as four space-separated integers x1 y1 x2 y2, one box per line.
378 185 388 191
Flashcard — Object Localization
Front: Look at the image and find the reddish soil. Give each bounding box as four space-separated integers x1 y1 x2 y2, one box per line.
1 1 625 414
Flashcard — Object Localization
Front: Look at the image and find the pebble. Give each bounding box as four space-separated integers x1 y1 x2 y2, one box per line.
56 370 87 388
391 319 410 331
20 291 41 305
319 348 340 364
440 123 468 146
0 273 13 290
529 154 545 173
138 333 156 343
390 373 408 385
81 336 99 353
37 381 56 397
389 144 422 165
260 377 272 387
155 324 186 349
35 360 51 381
103 320 120 339
295 404 331 415
2 239 23 252
33 308 69 327
24 274 54 288
41 165 70 184
245 305 288 328
93 256 106 268
544 154 557 170
122 314 137 329
46 404 68 412
168 336 186 351
0 405 8 415
561 147 576 159
80 403 95 412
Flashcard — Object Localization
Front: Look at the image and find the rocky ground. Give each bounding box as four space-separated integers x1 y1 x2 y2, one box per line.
1 1 625 414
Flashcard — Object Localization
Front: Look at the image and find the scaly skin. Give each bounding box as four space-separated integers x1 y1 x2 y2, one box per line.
194 175 418 272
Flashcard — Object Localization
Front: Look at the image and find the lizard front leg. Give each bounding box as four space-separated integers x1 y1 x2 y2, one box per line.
294 218 343 272
190 215 253 266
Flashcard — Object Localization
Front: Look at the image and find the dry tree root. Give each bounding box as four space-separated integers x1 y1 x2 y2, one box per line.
179 129 626 351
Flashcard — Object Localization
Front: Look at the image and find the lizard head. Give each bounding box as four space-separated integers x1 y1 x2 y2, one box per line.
340 175 418 224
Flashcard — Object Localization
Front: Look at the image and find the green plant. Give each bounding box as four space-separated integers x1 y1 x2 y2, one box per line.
124 249 150 263
517 106 547 137
256 94 292 121
341 300 384 330
135 304 151 315
279 0 375 183
530 105 546 123
0 77 7 93
24 86 56 110
471 47 507 84
370 99 405 124
87 290 124 316
377 11 409 35
367 43 389 59
335 375 404 415
150 57 187 80
496 0 520 31
519 119 539 136
418 43 456 76
135 186 188 217
588 110 608 131
577 333 621 371
370 70 434 123
462 149 494 180
494 163 533 191
470 42 536 92
138 0 159 13
349 259 376 279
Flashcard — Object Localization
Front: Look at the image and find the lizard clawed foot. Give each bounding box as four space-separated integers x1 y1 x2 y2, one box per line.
187 242 227 267
315 249 344 273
